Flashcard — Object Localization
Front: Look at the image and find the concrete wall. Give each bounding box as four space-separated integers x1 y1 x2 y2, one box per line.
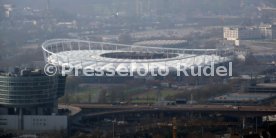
0 115 67 132
24 115 67 131
0 115 19 130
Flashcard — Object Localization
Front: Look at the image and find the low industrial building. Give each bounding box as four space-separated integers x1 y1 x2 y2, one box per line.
247 83 276 93
229 75 266 92
209 93 276 105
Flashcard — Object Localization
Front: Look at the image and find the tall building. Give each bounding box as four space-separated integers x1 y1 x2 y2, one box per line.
3 4 12 18
0 68 67 132
238 27 262 40
272 25 276 40
135 0 151 17
259 24 272 40
46 0 50 11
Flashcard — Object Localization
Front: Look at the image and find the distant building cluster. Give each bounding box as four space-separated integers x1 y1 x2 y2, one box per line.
223 24 276 41
133 40 188 48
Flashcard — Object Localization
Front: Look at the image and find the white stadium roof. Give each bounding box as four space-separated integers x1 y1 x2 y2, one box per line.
42 39 234 72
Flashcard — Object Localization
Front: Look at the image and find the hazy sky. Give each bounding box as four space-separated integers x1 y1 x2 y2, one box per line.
0 0 270 16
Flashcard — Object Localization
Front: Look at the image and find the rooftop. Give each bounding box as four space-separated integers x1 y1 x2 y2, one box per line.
256 83 276 88
230 75 266 80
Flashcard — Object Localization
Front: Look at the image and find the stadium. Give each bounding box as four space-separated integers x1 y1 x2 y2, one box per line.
42 39 235 76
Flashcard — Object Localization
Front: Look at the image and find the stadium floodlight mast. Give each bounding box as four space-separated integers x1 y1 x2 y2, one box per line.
42 39 235 77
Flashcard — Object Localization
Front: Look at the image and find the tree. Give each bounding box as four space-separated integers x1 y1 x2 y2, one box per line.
98 89 107 103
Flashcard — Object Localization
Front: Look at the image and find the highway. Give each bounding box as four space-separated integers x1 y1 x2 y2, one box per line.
69 104 276 118
66 104 276 135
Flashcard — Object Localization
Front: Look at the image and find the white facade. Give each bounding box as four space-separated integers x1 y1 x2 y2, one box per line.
263 114 276 122
0 115 67 132
223 27 239 40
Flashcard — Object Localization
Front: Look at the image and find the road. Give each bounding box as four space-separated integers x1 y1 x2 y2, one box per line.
58 104 82 116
